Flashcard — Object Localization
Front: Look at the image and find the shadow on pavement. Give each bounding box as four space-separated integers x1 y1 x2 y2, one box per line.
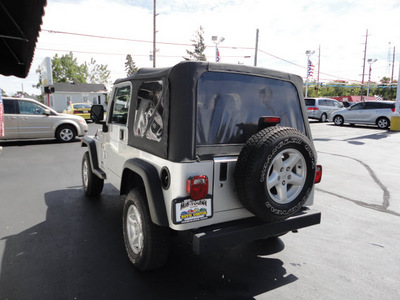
0 185 296 300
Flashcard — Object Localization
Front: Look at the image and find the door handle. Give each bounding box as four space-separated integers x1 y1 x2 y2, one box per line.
119 128 124 140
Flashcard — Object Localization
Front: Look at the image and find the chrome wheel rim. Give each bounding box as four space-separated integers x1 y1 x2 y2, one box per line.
82 159 89 188
60 128 73 141
334 117 342 125
126 205 144 255
378 119 388 128
265 148 307 204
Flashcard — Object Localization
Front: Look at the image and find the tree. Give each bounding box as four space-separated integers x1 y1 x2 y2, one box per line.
184 26 207 61
34 53 112 92
85 58 111 86
125 54 138 76
52 52 88 83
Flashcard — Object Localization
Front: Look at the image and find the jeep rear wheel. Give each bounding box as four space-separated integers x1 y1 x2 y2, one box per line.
234 127 317 221
123 188 170 271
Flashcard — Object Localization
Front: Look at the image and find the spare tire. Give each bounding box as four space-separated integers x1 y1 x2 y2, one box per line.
234 126 317 221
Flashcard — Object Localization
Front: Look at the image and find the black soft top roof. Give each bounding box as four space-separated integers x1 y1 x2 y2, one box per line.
120 61 306 162
114 61 303 92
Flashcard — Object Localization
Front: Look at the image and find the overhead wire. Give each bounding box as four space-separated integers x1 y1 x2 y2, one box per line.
41 29 364 83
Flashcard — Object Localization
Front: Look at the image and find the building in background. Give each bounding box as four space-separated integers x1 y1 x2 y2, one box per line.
46 82 108 112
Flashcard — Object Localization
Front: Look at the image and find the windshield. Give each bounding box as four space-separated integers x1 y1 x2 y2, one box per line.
196 72 305 145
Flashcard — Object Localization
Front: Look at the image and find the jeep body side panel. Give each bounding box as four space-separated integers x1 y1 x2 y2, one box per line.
122 158 168 226
81 136 106 179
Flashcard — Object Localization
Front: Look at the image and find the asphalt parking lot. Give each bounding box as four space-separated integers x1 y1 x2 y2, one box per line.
0 121 399 299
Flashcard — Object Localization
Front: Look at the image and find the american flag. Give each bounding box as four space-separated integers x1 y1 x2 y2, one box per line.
308 60 314 77
216 47 220 62
0 90 4 137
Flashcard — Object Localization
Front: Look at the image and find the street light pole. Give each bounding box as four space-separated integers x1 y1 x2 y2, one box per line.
212 36 225 62
366 58 377 100
305 50 315 98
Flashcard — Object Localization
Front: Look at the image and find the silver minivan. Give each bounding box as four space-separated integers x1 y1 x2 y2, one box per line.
1 97 88 142
305 97 343 122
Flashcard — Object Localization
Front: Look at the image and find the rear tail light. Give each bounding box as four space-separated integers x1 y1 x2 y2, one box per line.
73 110 79 114
314 165 322 183
391 108 395 112
257 116 280 131
186 175 208 200
307 107 319 111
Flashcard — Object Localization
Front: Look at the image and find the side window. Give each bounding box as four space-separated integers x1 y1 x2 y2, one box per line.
133 80 164 142
351 103 365 110
3 99 18 114
365 102 376 109
18 101 45 115
110 85 131 125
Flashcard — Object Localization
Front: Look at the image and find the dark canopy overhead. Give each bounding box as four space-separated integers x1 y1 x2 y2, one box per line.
0 0 47 78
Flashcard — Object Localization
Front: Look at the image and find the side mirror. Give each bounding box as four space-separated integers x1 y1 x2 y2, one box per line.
91 105 105 123
90 105 108 132
43 109 51 115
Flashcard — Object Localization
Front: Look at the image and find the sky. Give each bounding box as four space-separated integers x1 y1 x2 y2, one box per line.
1 0 400 95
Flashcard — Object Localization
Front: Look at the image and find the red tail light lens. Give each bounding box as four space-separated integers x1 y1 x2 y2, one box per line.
263 116 281 124
73 110 79 114
307 107 319 111
391 108 395 112
186 175 208 200
314 165 322 183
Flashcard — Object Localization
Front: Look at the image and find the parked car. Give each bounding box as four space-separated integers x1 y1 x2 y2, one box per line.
305 97 343 122
0 97 88 142
63 103 92 120
331 101 395 129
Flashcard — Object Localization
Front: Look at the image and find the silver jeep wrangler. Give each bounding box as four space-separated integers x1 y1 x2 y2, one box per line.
82 61 322 270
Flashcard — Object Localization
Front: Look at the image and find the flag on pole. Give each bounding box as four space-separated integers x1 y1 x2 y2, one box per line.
308 60 315 77
216 47 220 62
0 90 4 137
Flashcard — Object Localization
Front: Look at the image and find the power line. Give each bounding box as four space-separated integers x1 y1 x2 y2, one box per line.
41 29 363 82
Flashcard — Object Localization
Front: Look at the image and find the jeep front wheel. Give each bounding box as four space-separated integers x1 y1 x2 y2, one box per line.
234 127 317 221
82 151 104 197
123 188 170 271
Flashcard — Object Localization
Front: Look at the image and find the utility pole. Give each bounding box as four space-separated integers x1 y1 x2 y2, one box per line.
153 0 157 68
317 45 321 97
391 46 396 100
360 29 369 101
254 29 259 67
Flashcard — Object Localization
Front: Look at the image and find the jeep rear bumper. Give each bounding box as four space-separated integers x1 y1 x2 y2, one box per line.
188 208 321 255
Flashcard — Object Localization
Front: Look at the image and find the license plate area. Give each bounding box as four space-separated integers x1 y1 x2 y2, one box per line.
173 197 213 224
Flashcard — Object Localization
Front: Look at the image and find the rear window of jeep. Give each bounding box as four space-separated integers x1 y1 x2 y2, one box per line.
196 72 305 145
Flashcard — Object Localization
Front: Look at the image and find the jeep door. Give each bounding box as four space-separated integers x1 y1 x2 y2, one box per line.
103 84 132 187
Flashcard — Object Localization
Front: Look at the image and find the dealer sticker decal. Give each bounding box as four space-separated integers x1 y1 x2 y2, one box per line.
174 198 212 224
